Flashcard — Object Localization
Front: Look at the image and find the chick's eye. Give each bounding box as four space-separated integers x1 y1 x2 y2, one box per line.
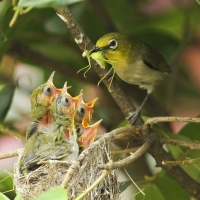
109 39 118 49
43 86 52 96
61 97 70 106
80 108 85 113
76 127 83 137
77 127 81 133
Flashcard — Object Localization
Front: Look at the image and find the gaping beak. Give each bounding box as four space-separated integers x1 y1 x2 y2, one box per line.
78 119 102 148
86 98 98 108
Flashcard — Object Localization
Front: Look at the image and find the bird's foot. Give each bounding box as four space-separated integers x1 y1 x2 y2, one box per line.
107 68 114 82
126 110 140 125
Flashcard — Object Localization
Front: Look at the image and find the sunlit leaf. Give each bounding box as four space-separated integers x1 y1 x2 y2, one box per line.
14 194 23 200
0 192 10 200
0 84 15 123
34 187 68 200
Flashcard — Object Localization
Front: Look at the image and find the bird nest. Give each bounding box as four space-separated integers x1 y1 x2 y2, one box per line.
14 139 120 200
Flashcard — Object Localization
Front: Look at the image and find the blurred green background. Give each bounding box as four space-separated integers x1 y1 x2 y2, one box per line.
0 0 200 199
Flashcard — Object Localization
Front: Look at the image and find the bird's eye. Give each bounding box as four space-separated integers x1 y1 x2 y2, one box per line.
65 98 69 103
43 86 52 96
76 127 81 133
60 96 70 106
109 39 118 50
76 126 83 137
80 108 85 113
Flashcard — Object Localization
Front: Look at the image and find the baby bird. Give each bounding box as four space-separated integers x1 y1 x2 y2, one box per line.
26 71 61 140
77 119 102 148
74 89 98 127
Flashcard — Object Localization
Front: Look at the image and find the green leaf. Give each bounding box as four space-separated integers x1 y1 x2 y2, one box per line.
0 7 36 60
196 0 200 5
135 172 189 200
0 84 15 123
0 192 10 200
165 119 200 183
176 119 200 183
14 194 23 200
135 183 165 200
18 0 83 8
178 116 200 140
34 187 68 200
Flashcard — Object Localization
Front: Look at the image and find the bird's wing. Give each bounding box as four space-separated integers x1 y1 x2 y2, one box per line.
140 42 171 73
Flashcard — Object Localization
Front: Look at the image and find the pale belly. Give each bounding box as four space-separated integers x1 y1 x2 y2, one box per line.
114 60 164 93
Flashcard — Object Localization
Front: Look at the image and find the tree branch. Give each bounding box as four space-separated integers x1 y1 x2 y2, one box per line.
161 138 200 150
0 150 19 160
54 6 200 198
145 116 200 128
162 158 200 166
55 6 141 125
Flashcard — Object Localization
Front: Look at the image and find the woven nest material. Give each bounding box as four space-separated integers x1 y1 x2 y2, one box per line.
14 139 120 200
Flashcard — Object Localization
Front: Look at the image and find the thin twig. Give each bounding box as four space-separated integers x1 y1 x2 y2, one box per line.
0 150 19 160
160 138 200 150
98 135 154 170
37 160 73 165
111 147 139 155
162 158 200 166
124 168 145 196
145 116 200 128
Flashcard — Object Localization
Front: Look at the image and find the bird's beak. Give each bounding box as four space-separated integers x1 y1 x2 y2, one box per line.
86 98 98 108
89 46 103 55
47 71 56 83
78 119 102 148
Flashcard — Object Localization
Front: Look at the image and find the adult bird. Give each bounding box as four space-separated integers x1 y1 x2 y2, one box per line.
89 32 171 124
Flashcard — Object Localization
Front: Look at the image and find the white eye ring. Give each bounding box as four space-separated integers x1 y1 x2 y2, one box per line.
109 39 118 50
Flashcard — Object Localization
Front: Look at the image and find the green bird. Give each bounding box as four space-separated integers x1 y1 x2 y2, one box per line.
19 131 73 174
50 82 82 161
89 32 171 124
74 89 98 128
50 81 81 139
26 71 63 140
20 83 80 174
